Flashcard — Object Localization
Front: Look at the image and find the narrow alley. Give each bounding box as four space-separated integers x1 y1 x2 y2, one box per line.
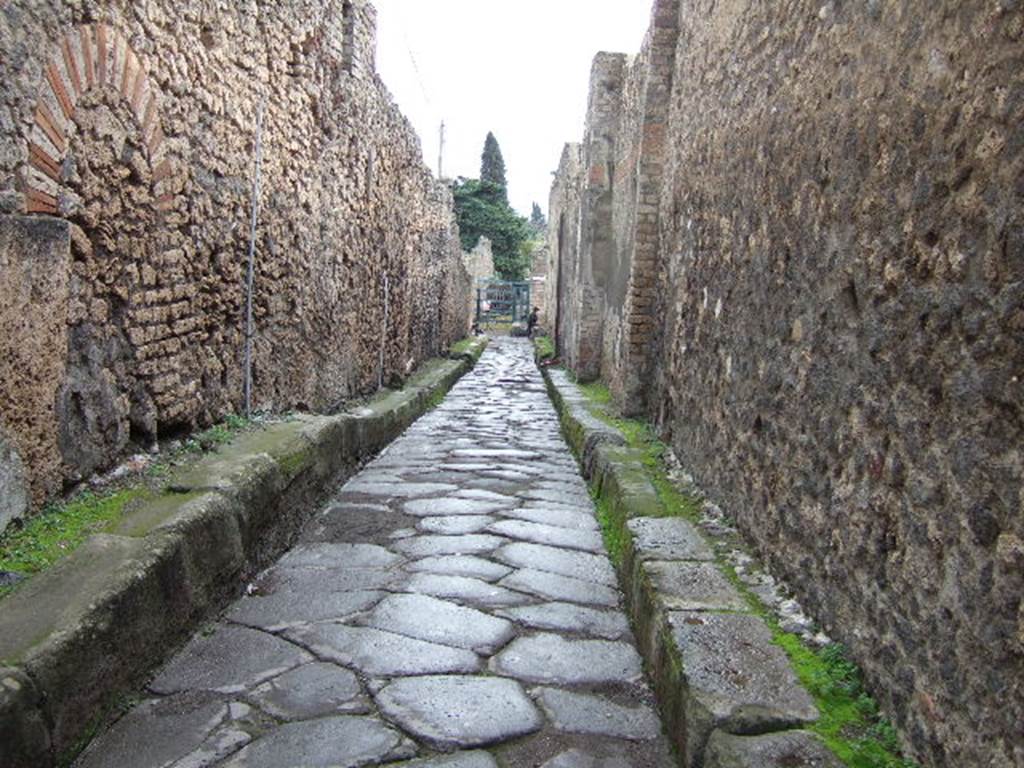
73 338 675 768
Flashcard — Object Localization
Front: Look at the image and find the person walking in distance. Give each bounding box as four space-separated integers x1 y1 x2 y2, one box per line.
526 306 539 338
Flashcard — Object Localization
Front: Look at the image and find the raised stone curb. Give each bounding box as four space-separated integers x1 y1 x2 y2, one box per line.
540 364 827 768
0 338 487 768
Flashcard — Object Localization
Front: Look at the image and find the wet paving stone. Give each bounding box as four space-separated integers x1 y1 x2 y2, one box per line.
499 568 620 607
534 688 662 740
226 588 386 633
406 554 513 582
365 593 515 654
220 716 415 767
150 625 312 695
285 623 481 677
417 515 496 535
490 633 643 685
498 505 600 531
488 520 605 553
396 751 499 767
375 676 543 749
75 695 242 768
277 542 403 569
393 534 509 557
403 498 512 517
495 542 617 585
497 601 631 640
406 573 533 608
248 662 369 720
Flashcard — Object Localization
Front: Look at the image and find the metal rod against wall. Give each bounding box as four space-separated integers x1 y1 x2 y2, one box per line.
378 272 390 390
243 96 266 419
438 120 445 179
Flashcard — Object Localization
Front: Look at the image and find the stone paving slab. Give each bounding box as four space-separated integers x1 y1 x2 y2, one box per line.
497 601 631 640
703 730 844 768
640 561 748 612
499 568 620 607
149 625 311 696
285 623 481 677
625 517 715 562
397 752 499 768
248 662 368 720
488 520 605 553
417 515 496 535
277 542 403 569
403 498 512 517
490 633 643 685
220 716 415 768
498 505 601 531
534 687 662 741
75 695 238 768
375 676 543 749
364 593 515 655
392 533 509 557
495 542 618 586
406 573 533 608
405 555 511 582
226 589 385 632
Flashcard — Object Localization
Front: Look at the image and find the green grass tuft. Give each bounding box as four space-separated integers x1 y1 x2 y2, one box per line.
450 338 476 357
0 487 146 597
534 335 556 361
592 491 627 566
0 414 256 601
575 381 700 521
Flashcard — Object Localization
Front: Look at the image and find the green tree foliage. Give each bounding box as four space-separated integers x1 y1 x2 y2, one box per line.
480 132 507 193
452 178 531 280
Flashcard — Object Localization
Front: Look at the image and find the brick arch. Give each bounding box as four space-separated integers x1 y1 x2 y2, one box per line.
23 23 172 215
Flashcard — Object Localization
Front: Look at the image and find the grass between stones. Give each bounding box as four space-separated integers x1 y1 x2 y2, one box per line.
534 334 556 362
0 415 256 601
449 337 478 357
568 374 918 768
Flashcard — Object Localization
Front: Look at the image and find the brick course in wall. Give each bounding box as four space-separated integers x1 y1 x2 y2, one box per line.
0 0 471 506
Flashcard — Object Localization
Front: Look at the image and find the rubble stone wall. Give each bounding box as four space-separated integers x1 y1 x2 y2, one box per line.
0 0 470 505
550 1 1024 765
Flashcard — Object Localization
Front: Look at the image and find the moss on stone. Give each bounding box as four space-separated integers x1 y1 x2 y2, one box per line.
0 487 148 598
716 557 918 768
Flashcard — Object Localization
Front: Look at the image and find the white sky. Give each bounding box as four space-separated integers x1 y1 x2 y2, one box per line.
373 1 653 217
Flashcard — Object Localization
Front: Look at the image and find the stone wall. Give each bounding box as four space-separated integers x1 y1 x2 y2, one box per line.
0 217 69 512
462 235 495 285
546 142 583 366
547 1 678 412
0 0 470 511
550 1 1024 765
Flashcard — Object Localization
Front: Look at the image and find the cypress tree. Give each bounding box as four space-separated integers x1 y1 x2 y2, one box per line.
480 132 508 192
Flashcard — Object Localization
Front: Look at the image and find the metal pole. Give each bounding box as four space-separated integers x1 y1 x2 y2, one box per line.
438 120 445 179
378 272 390 389
243 97 266 419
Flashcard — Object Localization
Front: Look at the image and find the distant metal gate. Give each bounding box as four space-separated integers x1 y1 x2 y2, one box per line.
475 280 531 327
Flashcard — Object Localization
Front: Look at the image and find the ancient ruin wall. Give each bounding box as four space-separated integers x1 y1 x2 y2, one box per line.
645 2 1023 766
546 143 583 366
0 0 470 504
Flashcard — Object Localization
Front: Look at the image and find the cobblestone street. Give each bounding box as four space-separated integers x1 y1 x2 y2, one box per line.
75 338 674 768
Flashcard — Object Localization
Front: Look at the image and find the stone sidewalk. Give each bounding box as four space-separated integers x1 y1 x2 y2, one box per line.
74 337 675 768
